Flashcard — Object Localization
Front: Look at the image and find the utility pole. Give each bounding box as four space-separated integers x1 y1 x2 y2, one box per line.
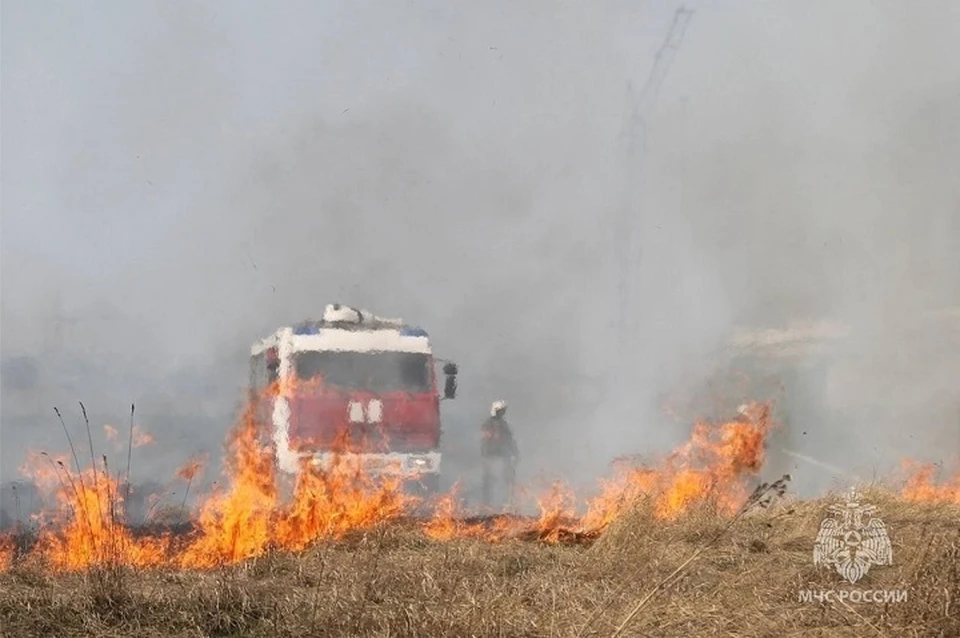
613 6 695 362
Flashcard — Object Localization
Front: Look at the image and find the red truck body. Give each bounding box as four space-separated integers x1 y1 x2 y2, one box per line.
249 304 457 490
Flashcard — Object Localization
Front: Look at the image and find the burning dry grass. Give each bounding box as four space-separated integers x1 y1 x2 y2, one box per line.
5 399 780 571
0 489 957 637
1 398 959 636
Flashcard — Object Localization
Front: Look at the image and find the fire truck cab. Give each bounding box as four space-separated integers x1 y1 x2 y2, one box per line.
249 303 458 494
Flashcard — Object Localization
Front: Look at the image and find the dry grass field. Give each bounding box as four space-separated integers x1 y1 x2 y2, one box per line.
1 400 958 637
1 486 958 637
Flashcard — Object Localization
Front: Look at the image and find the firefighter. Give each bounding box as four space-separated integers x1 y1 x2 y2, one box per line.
480 399 519 507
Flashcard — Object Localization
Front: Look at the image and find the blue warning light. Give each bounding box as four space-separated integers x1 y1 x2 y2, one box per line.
293 322 321 335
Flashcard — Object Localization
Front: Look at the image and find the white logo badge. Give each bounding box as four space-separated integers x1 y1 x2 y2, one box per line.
348 399 383 424
813 488 893 584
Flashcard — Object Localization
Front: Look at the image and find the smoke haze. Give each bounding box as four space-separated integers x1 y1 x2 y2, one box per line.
2 1 959 507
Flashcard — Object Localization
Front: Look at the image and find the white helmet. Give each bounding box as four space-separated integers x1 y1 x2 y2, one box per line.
490 400 507 417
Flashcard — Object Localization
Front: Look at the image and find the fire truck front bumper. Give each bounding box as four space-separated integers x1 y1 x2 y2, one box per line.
307 451 442 479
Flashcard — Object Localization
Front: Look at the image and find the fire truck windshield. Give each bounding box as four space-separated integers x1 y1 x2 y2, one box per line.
291 350 432 394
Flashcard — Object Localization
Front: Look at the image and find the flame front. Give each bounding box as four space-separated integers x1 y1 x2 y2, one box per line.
19 459 171 570
177 381 413 567
580 401 772 529
178 400 278 568
0 536 14 571
899 460 960 504
5 389 958 574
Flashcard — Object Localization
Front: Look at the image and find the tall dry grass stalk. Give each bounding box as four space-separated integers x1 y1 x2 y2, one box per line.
2 404 958 637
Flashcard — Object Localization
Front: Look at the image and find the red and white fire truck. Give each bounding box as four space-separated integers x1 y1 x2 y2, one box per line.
248 304 457 494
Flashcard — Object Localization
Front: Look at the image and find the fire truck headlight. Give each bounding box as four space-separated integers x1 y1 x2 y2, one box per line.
408 457 432 472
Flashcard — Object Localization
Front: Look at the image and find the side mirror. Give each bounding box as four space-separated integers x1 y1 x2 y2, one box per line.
442 362 458 400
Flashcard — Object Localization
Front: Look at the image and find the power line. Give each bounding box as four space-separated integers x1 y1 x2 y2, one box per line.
613 6 695 356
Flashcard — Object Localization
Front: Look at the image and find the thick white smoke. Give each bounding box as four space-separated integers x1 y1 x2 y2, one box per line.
2 1 959 514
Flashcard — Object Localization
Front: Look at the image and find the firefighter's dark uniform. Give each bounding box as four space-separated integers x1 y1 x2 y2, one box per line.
480 414 519 506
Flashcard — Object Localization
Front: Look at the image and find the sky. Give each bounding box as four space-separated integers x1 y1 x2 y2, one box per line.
2 0 959 503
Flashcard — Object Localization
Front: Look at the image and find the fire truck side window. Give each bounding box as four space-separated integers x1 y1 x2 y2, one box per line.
250 353 277 390
250 354 266 390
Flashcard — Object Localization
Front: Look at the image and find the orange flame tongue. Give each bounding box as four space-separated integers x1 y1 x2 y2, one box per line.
176 453 207 482
656 469 715 519
658 402 770 518
178 393 416 567
422 490 461 541
24 462 170 570
578 401 774 526
900 461 960 504
533 482 579 543
179 401 277 568
0 536 14 571
274 458 410 551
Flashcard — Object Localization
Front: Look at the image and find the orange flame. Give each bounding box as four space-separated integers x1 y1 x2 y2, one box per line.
578 401 772 528
900 460 960 504
132 428 155 448
175 454 207 482
177 401 279 568
174 396 412 568
24 461 171 570
0 536 14 571
103 424 154 451
2 396 779 570
23 391 960 574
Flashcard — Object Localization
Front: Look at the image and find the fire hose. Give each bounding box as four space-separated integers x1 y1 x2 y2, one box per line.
776 447 853 479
